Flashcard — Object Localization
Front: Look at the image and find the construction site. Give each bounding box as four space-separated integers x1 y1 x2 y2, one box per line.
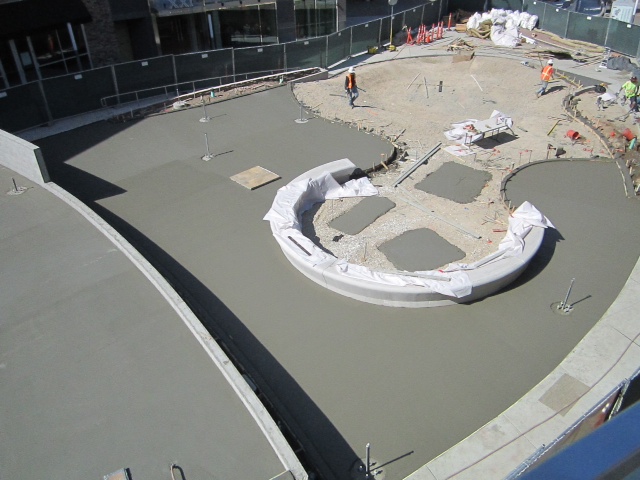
3 8 640 480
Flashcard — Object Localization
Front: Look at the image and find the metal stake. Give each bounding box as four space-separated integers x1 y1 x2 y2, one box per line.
295 105 308 124
365 443 371 478
202 133 214 161
558 278 575 312
200 100 210 122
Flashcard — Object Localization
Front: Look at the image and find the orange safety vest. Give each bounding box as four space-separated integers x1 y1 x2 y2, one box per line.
346 73 356 89
541 65 554 82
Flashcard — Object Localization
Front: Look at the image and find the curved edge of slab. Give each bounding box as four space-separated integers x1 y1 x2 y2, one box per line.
267 160 547 308
42 182 309 480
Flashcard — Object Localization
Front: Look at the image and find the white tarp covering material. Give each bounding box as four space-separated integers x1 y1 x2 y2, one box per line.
264 166 554 299
444 110 513 145
467 9 538 47
263 167 474 297
444 201 555 271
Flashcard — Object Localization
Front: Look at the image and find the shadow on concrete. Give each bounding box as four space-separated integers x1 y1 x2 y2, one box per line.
60 189 358 480
474 132 519 149
499 227 565 295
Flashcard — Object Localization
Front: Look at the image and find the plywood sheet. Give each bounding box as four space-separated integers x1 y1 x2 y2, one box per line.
230 166 280 190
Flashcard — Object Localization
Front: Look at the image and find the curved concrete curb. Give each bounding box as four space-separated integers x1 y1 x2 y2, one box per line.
42 182 308 480
266 160 548 308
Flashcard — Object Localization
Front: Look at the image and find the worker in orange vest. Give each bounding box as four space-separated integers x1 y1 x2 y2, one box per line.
536 59 555 98
344 67 359 108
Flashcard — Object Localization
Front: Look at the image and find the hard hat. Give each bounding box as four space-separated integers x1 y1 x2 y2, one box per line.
547 59 554 65
348 67 355 73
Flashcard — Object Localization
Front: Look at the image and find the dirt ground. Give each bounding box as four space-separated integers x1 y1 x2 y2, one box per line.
291 51 637 272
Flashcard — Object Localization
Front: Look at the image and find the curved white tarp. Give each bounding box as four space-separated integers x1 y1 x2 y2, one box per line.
264 167 554 298
263 169 473 297
444 201 555 271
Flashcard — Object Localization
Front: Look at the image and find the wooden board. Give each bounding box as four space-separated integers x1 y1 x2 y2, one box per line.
230 166 281 190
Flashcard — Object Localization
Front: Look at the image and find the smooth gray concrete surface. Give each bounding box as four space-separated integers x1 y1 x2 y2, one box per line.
32 77 640 480
329 196 396 235
380 228 465 271
0 167 288 480
415 162 492 204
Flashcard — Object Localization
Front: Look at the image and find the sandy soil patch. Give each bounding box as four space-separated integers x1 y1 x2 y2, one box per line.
292 52 633 271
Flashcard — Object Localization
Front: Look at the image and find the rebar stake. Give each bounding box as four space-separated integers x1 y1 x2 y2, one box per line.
365 443 371 478
558 278 575 313
202 133 214 161
7 177 27 195
295 105 308 124
199 100 210 122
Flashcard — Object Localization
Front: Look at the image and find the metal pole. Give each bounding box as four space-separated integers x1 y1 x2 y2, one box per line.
389 5 394 46
200 100 210 122
559 278 575 309
203 133 214 161
365 443 371 477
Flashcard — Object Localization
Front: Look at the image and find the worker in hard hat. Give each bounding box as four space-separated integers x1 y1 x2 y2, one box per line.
536 59 555 98
344 67 359 108
618 75 639 112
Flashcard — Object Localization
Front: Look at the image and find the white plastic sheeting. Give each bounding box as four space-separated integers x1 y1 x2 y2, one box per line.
263 169 473 297
444 110 513 145
444 201 555 272
467 9 538 47
264 166 554 299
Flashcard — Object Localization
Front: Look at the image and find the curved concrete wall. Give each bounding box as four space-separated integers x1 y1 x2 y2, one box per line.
268 161 546 308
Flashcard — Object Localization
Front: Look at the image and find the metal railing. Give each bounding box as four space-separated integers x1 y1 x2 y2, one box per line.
6 0 640 134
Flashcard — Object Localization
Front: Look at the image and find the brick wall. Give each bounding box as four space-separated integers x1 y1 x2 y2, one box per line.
81 0 121 67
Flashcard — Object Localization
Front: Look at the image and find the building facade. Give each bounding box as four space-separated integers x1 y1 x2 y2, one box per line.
0 0 349 89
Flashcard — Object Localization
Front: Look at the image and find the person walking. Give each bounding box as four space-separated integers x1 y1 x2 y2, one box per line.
345 67 359 108
536 59 555 98
618 75 639 112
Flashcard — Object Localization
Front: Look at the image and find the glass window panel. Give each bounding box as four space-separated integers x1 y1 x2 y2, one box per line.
219 7 264 47
258 4 278 44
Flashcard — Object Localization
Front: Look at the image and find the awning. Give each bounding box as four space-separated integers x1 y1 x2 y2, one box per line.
0 0 92 39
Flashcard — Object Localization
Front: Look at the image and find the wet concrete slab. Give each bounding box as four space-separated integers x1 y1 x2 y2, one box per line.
379 227 465 271
33 87 640 480
0 169 286 480
416 161 492 204
329 196 395 235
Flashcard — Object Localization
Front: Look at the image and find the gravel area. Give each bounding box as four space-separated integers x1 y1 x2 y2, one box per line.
292 50 634 272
